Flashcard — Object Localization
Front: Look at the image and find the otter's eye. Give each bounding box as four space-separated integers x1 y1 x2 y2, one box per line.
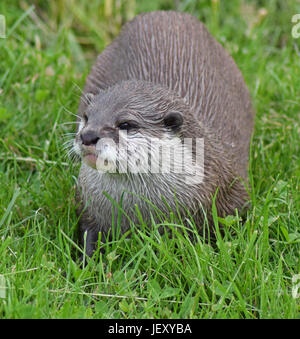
118 122 137 131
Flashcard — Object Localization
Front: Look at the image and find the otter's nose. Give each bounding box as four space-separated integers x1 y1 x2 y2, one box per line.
80 130 100 146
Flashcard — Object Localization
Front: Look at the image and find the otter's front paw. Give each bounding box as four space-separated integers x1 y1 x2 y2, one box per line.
79 226 99 258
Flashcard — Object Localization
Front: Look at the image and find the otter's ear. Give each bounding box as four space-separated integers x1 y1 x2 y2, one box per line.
164 112 183 131
85 93 95 105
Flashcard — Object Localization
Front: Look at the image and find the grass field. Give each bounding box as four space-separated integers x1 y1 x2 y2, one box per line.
0 0 299 319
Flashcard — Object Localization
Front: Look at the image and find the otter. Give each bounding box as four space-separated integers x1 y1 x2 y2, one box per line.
73 11 254 257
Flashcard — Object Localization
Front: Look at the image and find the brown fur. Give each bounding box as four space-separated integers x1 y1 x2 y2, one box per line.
74 11 254 256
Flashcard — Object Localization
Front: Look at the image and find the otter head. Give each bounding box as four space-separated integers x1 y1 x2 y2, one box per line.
74 81 193 175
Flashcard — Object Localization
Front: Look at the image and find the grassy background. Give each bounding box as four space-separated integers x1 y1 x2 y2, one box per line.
0 0 299 318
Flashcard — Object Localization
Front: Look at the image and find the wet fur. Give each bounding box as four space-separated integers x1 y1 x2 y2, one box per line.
75 11 254 256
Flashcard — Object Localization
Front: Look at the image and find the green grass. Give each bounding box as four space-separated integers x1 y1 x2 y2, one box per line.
0 0 299 319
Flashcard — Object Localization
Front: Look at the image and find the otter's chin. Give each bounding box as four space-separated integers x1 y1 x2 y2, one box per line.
83 154 98 169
